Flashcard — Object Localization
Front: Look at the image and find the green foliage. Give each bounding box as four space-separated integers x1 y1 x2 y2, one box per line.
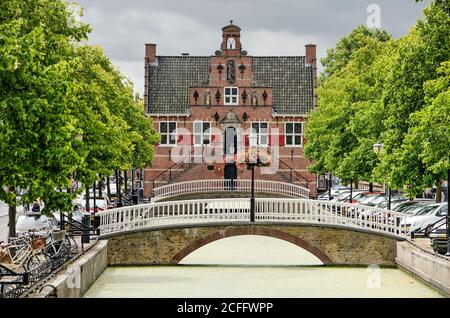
320 25 391 81
0 0 158 216
306 0 450 196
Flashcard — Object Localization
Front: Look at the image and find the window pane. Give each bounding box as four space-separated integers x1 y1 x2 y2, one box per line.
169 134 176 144
294 123 302 134
286 136 293 145
232 88 237 95
260 123 268 134
194 122 202 133
203 122 210 133
203 135 210 145
286 123 293 134
161 135 168 144
160 122 167 133
232 97 237 103
295 136 301 145
225 88 231 95
169 122 176 133
225 97 230 103
252 123 259 133
260 135 268 145
194 135 202 145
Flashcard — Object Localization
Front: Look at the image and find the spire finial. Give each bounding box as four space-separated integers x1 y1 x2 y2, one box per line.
230 19 233 25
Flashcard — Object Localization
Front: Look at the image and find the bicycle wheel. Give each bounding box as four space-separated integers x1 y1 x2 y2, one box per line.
24 253 48 272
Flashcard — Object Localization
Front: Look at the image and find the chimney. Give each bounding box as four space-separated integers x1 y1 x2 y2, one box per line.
145 43 157 63
305 43 316 66
144 43 157 114
305 44 318 109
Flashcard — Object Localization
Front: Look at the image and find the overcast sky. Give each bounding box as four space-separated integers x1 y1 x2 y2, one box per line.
75 0 428 95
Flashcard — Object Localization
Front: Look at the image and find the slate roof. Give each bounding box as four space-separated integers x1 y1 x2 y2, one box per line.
146 56 314 115
252 57 314 115
147 56 210 114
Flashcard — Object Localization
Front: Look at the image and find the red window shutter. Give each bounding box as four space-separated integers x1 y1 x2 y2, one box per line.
190 134 194 145
279 134 285 146
244 135 249 147
268 134 272 146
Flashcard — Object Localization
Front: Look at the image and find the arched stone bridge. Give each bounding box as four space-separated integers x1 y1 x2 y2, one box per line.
98 198 408 266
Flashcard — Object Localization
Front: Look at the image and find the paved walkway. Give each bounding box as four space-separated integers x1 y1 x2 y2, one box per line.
409 237 450 260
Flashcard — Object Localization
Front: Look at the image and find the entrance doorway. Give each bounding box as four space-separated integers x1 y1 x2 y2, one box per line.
224 127 237 155
224 163 237 180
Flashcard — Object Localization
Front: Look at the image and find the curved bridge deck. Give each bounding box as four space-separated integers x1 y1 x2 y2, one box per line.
152 179 311 202
98 198 409 240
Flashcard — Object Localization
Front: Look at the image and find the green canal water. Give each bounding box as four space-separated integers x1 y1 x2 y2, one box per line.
84 236 444 298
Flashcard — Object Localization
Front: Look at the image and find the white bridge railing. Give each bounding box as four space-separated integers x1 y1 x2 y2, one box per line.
152 179 310 202
98 198 408 239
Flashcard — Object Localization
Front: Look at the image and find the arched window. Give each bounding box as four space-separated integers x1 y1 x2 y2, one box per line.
227 37 236 50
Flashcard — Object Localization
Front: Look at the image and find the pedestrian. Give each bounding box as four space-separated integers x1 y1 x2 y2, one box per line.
31 201 40 213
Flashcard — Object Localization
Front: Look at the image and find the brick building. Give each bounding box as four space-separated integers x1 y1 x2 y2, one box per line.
144 21 322 198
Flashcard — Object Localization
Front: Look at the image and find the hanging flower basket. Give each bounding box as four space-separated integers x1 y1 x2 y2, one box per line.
236 148 272 167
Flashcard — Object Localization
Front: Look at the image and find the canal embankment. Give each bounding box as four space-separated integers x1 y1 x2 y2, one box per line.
30 240 108 298
396 240 450 296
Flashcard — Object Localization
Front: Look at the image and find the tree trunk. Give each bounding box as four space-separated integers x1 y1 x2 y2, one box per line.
99 175 103 198
124 170 128 194
85 185 90 214
8 187 17 241
436 181 442 203
106 176 111 201
369 182 373 192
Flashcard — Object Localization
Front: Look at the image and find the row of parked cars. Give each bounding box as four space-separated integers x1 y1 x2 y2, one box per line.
317 187 448 235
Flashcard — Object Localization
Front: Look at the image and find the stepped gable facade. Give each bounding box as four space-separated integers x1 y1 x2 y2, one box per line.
144 21 321 197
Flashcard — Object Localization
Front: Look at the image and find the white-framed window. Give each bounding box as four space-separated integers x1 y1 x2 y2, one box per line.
193 121 212 146
285 122 303 147
224 87 238 105
250 122 269 146
159 121 177 146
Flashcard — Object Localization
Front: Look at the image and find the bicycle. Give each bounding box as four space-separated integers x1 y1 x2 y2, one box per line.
0 233 48 272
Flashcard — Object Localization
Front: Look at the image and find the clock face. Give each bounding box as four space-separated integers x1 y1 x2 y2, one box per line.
227 38 236 49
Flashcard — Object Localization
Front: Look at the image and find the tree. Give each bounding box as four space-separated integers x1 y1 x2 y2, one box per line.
375 1 450 195
304 30 392 185
0 1 89 236
396 62 450 198
320 25 391 81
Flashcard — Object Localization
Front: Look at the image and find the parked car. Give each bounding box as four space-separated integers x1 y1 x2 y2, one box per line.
352 192 384 205
53 203 90 225
317 187 350 201
392 200 433 213
375 198 407 209
81 197 112 214
16 213 56 234
400 203 446 233
410 203 448 234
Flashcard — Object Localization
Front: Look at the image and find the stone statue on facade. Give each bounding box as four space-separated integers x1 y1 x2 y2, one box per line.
227 60 236 84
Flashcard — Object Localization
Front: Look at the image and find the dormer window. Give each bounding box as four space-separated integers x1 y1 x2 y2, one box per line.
224 87 238 105
227 37 236 49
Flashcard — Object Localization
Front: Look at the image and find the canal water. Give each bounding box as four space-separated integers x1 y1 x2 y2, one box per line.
84 236 443 298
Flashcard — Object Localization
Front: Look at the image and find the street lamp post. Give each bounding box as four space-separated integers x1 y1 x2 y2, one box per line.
372 141 392 210
238 138 272 223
